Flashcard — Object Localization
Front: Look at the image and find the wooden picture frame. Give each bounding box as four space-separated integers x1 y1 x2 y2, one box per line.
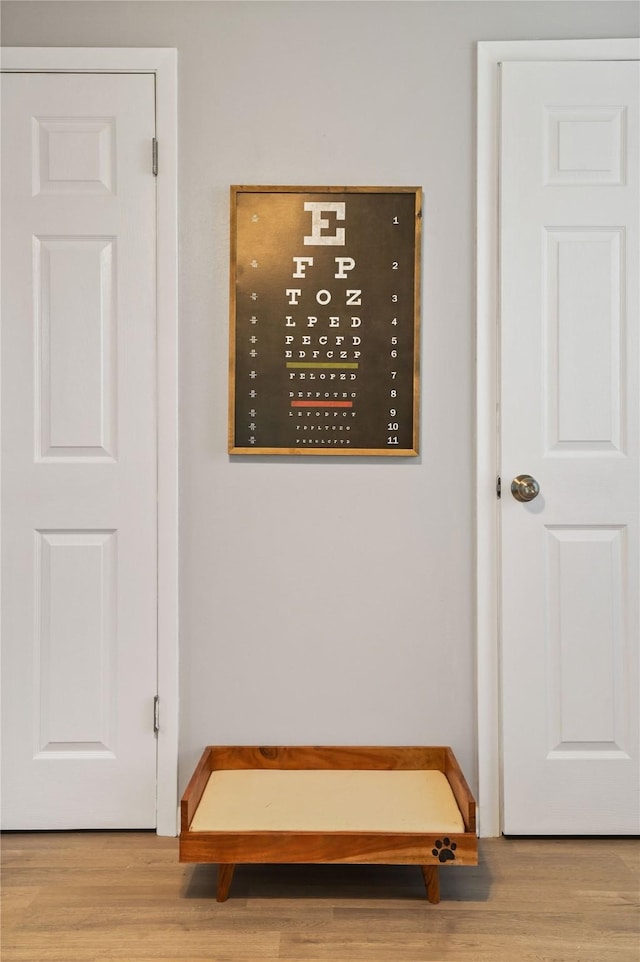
229 186 422 456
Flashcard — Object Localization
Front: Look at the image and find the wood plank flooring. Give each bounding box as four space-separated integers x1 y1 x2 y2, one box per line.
1 833 638 961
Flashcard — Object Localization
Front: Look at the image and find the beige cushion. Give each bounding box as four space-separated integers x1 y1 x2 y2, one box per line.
190 769 464 834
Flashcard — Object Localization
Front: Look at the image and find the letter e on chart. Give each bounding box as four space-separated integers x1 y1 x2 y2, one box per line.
304 202 346 246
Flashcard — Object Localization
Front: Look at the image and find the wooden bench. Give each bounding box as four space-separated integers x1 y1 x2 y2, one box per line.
180 745 478 903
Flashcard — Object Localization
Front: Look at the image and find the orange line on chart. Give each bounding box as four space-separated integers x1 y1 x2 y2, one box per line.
286 362 359 370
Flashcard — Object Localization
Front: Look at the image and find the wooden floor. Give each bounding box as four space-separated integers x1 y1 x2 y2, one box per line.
1 832 638 961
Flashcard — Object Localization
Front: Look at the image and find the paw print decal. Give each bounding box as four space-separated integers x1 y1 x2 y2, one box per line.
432 838 457 862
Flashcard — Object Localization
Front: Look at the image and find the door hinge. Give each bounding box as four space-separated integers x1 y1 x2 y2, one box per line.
496 476 502 499
152 138 158 177
153 695 160 733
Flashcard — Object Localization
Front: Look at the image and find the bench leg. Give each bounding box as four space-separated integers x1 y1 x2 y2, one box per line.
216 864 235 902
421 865 440 904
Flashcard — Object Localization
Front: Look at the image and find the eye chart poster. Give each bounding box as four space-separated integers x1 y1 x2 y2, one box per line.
229 186 422 455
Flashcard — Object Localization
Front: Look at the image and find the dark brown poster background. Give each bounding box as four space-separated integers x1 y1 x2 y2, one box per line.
229 188 421 455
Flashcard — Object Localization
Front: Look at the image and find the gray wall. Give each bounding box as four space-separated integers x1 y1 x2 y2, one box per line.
3 1 638 794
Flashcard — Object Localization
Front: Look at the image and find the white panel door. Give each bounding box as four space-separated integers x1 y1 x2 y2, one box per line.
500 61 639 834
1 72 158 828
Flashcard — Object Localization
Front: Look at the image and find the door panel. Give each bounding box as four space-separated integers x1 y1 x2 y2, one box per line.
545 229 623 451
500 60 639 834
36 235 117 459
36 529 117 757
545 525 628 755
1 73 158 828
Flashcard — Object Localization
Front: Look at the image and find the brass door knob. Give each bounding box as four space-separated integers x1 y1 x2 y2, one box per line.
511 474 540 502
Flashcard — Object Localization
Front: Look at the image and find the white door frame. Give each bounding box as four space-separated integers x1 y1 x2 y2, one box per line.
1 47 179 836
476 37 640 838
